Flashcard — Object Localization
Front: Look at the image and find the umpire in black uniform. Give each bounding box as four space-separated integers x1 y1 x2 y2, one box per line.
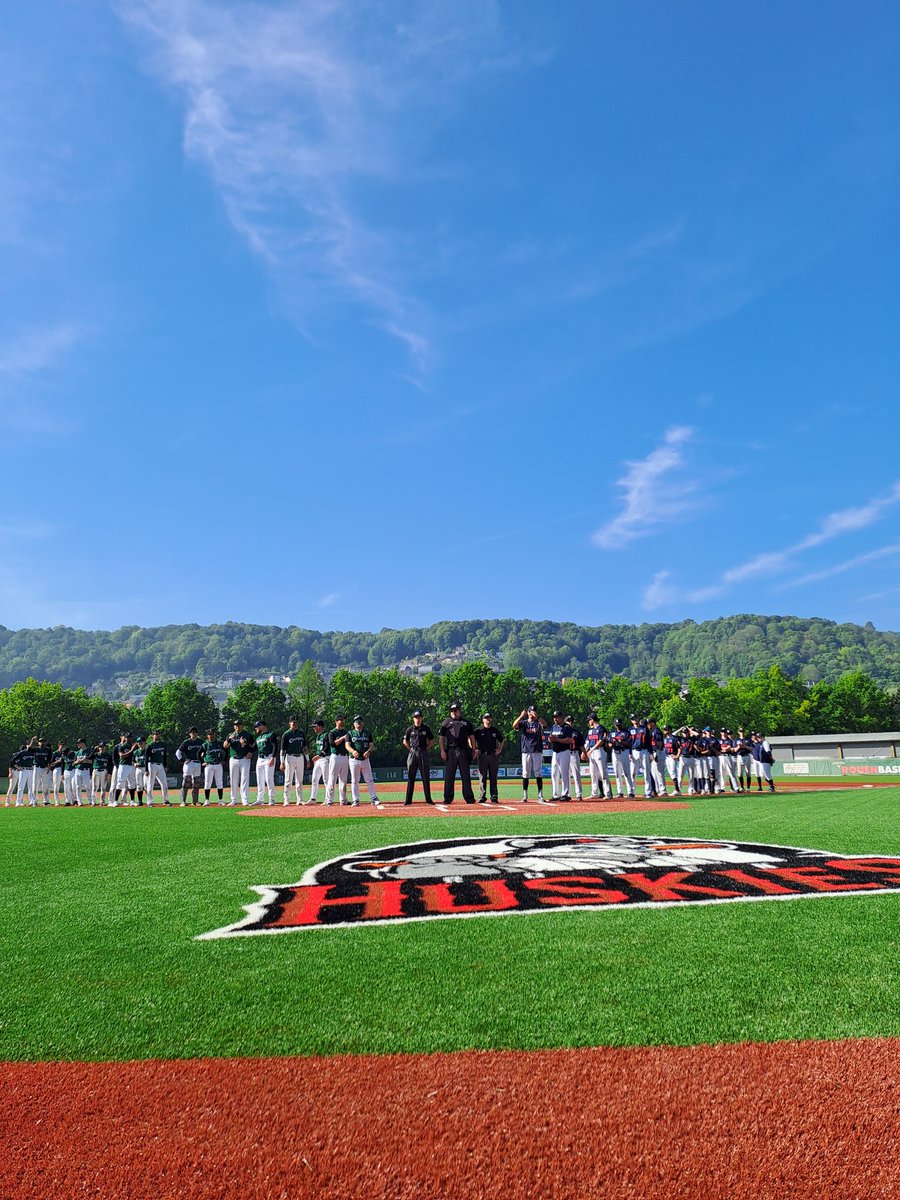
438 701 477 804
403 709 435 805
473 712 504 804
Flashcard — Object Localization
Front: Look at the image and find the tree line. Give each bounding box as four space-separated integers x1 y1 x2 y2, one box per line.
2 662 896 771
0 613 897 691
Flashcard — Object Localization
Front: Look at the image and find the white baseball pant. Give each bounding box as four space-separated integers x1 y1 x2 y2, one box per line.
569 753 584 799
256 756 276 804
325 755 349 805
550 750 572 798
16 769 34 805
720 754 740 791
229 757 251 805
52 766 64 803
349 757 378 805
5 769 18 805
146 762 168 802
204 764 223 790
588 747 611 797
631 748 654 796
309 756 328 802
283 753 305 804
91 770 109 804
521 751 543 780
611 750 634 796
73 768 92 805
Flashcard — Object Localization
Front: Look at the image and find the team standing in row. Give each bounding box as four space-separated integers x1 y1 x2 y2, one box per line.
4 703 777 809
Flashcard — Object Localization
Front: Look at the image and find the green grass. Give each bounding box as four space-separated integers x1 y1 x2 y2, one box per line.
1 788 898 1063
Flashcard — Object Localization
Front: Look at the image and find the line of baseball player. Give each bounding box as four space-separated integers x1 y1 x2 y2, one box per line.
3 706 777 809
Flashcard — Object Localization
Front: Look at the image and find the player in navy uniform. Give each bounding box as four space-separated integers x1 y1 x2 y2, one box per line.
736 728 754 791
565 715 585 801
512 705 547 803
629 718 655 798
585 715 612 799
403 710 434 805
662 726 681 795
609 719 635 798
646 718 667 797
472 712 504 804
438 701 477 805
548 711 575 801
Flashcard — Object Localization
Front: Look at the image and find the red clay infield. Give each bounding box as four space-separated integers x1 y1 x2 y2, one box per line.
244 796 690 817
4 1038 897 1199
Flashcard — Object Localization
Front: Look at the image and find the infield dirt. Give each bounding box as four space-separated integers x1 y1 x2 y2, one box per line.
4 1037 897 1200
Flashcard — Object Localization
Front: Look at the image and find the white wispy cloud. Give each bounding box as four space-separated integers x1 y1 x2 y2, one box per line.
641 570 678 611
116 0 516 373
0 323 88 433
720 481 900 586
592 426 696 549
318 591 342 608
777 542 900 590
642 480 900 611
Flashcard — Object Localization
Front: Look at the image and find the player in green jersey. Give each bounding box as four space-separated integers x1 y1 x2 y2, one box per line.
308 719 329 804
202 729 225 804
254 720 279 806
346 715 381 807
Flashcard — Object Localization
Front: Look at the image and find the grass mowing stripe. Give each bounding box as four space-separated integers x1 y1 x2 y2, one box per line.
2 788 898 1062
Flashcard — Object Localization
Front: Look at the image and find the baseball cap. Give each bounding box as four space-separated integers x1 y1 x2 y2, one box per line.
527 703 537 710
449 700 460 711
703 726 711 732
254 720 265 728
663 724 672 731
313 719 325 728
288 715 299 723
482 712 492 719
412 710 422 717
647 716 657 723
353 715 363 723
564 715 573 723
553 710 563 717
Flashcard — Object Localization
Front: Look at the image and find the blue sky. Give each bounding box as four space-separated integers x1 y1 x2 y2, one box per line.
1 1 898 634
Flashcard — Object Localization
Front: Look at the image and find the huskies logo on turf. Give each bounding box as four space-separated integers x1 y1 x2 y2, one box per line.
197 834 900 937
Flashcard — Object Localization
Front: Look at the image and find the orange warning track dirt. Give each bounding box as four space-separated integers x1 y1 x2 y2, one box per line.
4 1038 897 1199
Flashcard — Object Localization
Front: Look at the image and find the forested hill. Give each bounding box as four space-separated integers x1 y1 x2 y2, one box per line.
0 615 898 690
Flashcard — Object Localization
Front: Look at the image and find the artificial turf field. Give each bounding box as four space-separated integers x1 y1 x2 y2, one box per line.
3 783 899 1198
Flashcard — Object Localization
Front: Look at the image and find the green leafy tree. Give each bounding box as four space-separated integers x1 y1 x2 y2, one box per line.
285 661 327 737
141 679 220 745
221 680 289 734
